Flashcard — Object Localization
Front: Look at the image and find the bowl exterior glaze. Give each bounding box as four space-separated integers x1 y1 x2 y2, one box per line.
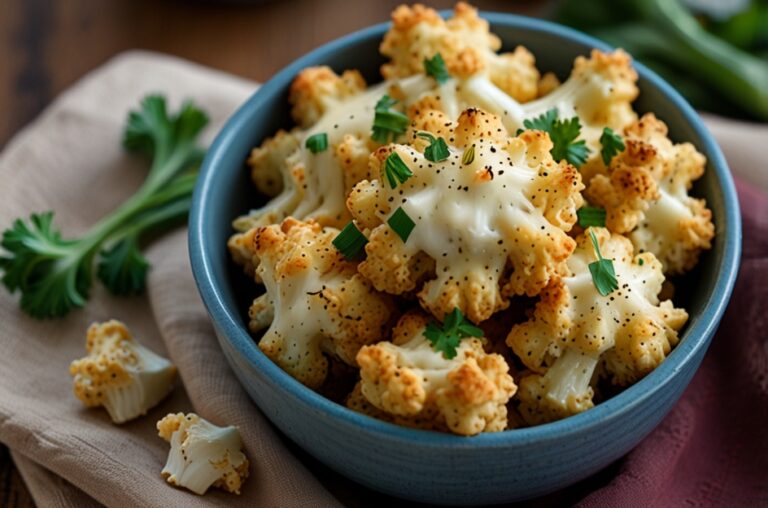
189 14 741 505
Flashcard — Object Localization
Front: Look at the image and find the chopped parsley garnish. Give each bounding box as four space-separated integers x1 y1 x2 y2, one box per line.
599 127 625 166
305 133 328 153
588 230 619 296
577 206 607 228
638 258 644 266
332 222 368 260
424 53 451 84
417 132 450 162
387 207 416 243
383 152 413 189
371 95 409 144
522 108 590 167
461 145 475 165
424 308 484 359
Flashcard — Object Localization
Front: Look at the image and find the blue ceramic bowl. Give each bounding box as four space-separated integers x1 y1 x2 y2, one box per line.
189 13 741 505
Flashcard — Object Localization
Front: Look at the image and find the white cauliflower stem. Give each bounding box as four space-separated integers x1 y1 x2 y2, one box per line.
157 413 249 495
69 320 176 424
252 218 394 389
355 312 517 435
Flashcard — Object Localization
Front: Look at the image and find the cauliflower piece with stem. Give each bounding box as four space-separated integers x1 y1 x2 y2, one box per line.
380 3 541 102
507 228 688 424
586 114 714 274
356 312 517 436
252 217 394 389
69 320 176 424
288 66 367 128
347 107 583 323
157 413 249 495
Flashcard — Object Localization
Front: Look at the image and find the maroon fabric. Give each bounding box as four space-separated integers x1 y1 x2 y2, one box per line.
574 178 768 508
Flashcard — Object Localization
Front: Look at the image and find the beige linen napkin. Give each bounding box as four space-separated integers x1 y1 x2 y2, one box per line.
1 50 766 508
0 51 340 508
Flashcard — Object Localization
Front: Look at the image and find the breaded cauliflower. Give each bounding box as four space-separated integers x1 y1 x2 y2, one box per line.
251 218 394 389
289 66 367 128
380 3 541 102
347 107 583 323
355 312 517 435
585 114 715 274
507 228 688 424
70 320 176 424
157 413 249 495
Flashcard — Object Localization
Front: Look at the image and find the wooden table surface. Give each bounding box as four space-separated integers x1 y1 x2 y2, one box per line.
0 0 553 505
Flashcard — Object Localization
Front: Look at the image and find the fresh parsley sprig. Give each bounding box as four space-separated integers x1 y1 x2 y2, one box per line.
371 95 409 144
416 132 450 162
521 108 590 167
588 230 619 296
0 95 208 318
424 308 483 359
424 53 451 84
599 127 625 166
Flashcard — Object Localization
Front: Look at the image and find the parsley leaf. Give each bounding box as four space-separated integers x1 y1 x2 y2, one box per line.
416 132 450 162
424 53 451 84
599 127 625 166
371 95 408 144
588 230 619 296
522 108 591 167
577 206 606 228
423 308 484 359
383 152 413 189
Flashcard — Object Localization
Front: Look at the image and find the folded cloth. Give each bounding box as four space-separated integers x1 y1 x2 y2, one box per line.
0 51 766 508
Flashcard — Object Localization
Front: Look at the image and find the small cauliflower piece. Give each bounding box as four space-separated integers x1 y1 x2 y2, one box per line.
380 3 541 102
157 413 249 495
507 228 688 425
69 320 176 424
252 218 394 389
356 312 517 436
348 107 583 323
586 114 715 274
289 66 367 128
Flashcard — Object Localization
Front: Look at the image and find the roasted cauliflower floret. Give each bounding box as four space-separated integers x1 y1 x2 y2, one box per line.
252 218 394 389
356 312 517 435
347 108 583 323
69 320 176 424
507 228 688 424
157 413 249 495
289 66 367 128
586 114 714 274
381 3 541 102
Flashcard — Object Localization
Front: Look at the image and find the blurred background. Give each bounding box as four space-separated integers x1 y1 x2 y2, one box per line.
0 0 765 505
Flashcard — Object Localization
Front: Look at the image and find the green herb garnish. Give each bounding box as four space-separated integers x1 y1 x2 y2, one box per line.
588 230 619 296
424 53 451 84
462 145 475 165
371 95 409 144
424 308 484 359
305 133 328 153
332 222 368 260
522 108 590 167
638 258 644 266
387 207 416 243
599 127 625 166
417 132 450 162
577 206 607 228
383 152 413 189
0 95 207 318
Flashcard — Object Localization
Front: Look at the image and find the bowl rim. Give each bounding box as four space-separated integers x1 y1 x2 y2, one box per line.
190 12 742 447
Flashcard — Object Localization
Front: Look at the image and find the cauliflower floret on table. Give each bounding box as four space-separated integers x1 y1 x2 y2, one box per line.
380 2 541 102
347 107 583 323
251 218 394 389
507 228 688 425
289 66 367 128
69 320 176 424
157 413 249 495
355 312 517 436
585 114 715 274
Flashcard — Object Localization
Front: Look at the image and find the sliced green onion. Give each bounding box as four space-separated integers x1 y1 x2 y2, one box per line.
332 222 368 260
577 206 607 228
383 152 413 189
462 145 475 165
387 206 416 243
424 53 451 84
371 95 409 144
417 132 450 163
305 133 328 153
